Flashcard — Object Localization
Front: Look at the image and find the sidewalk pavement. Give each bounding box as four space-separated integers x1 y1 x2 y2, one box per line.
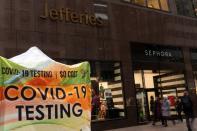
106 119 197 131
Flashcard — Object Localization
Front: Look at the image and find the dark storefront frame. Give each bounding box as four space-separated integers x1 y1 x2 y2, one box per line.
130 43 188 123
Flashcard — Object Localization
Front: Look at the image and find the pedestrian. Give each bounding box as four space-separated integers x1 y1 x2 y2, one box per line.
152 97 163 125
150 96 155 119
91 89 100 120
181 91 195 131
175 97 183 122
161 95 171 127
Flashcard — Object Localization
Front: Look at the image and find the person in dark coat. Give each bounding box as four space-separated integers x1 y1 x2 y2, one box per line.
181 91 195 131
91 89 100 120
152 97 163 125
150 96 155 117
175 97 183 122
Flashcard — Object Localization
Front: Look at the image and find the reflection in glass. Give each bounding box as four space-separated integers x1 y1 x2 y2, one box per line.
175 0 195 17
148 0 160 9
133 0 147 6
193 0 197 16
160 0 169 11
123 0 170 11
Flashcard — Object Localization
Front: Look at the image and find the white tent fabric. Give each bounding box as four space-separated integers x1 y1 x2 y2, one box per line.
9 47 54 69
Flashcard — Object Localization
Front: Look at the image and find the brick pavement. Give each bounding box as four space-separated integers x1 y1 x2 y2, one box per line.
106 119 197 131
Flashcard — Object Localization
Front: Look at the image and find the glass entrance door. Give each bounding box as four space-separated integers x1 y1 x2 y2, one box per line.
132 43 185 123
146 90 156 120
153 72 186 116
136 89 147 123
134 70 187 122
134 70 161 122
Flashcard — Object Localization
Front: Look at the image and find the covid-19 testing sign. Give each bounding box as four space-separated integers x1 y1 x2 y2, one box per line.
0 47 91 131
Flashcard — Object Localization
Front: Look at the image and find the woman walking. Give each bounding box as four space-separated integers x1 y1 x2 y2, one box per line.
161 96 171 127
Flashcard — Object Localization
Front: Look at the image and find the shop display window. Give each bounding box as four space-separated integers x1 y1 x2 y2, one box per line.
58 60 125 121
91 62 125 121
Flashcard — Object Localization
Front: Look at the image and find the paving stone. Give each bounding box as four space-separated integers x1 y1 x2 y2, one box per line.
106 119 197 131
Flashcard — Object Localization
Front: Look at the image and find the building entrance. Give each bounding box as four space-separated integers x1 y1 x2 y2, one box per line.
131 43 186 123
134 70 186 123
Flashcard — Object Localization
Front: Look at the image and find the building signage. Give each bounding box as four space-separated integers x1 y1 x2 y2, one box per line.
132 44 183 63
40 0 104 27
144 49 173 57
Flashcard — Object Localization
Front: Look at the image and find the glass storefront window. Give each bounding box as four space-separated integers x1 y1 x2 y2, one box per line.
193 72 197 93
160 0 169 11
175 0 195 17
193 0 197 15
91 62 125 121
123 0 170 11
134 69 186 122
134 70 144 88
133 0 147 6
148 0 160 9
191 49 197 94
59 60 125 121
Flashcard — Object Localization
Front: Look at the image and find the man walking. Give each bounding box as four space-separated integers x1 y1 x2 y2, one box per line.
175 97 183 122
181 91 195 131
152 97 163 125
150 96 155 120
